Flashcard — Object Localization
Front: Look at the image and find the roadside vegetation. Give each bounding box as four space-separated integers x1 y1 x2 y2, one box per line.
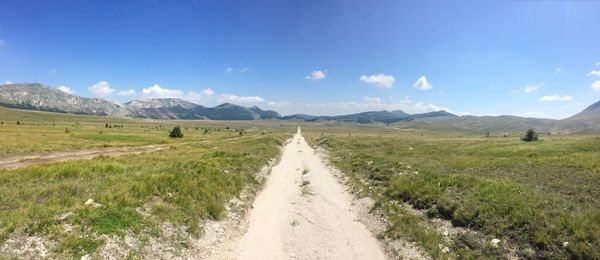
306 127 600 259
0 107 293 258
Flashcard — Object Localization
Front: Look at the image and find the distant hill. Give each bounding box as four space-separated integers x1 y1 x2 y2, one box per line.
557 101 600 132
283 110 455 124
0 83 281 120
394 115 558 134
0 83 123 116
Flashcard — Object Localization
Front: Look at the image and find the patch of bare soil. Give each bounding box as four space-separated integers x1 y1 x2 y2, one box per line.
0 144 169 169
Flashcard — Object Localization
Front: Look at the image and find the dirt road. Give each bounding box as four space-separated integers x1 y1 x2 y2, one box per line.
0 144 169 170
233 127 387 259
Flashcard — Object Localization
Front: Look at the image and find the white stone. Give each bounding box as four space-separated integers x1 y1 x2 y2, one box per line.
84 199 101 208
490 238 501 248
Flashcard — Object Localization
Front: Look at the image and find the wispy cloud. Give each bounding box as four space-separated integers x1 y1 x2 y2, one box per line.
225 67 249 73
363 96 381 103
524 83 543 93
305 70 327 80
555 68 562 73
413 76 433 90
359 74 395 88
88 81 115 97
266 100 291 107
587 70 600 77
117 89 137 96
539 94 573 102
0 39 5 48
48 69 58 74
591 81 600 91
58 85 74 94
218 94 264 103
512 111 546 118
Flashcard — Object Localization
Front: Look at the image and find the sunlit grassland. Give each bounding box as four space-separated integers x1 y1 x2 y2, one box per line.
0 106 293 156
0 107 295 257
304 126 600 259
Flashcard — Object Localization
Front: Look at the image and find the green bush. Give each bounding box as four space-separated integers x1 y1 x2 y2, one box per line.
521 128 539 142
169 126 183 138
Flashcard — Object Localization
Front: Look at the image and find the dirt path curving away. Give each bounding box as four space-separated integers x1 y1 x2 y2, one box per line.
230 127 387 259
0 144 169 170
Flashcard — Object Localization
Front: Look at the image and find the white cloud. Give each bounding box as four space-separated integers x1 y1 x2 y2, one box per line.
305 70 327 80
184 88 216 104
304 97 451 115
117 89 137 96
587 70 600 77
413 76 433 90
201 88 215 96
539 95 573 102
359 74 395 88
555 68 562 73
225 67 249 73
141 84 183 98
363 96 381 103
218 94 264 103
524 83 543 93
591 80 600 91
58 85 74 94
88 81 115 97
48 69 57 74
266 100 291 107
512 111 546 118
596 61 600 67
3 80 13 85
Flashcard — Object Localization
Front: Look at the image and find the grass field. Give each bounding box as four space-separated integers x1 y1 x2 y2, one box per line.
304 126 600 259
0 106 293 156
0 107 294 258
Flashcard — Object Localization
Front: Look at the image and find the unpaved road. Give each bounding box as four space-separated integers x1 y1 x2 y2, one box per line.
0 144 169 169
232 128 387 259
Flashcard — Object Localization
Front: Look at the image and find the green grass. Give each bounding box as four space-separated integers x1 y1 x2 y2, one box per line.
0 107 294 257
305 128 600 259
0 106 294 156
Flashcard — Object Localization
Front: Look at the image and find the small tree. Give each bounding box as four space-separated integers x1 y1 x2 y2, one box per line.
169 126 184 138
521 128 539 142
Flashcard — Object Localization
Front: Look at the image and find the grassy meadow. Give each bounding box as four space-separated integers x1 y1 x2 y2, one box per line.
304 126 600 259
0 107 294 258
0 106 293 156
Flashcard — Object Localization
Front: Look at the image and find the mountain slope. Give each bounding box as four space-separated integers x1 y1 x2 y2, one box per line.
283 110 453 124
0 83 123 116
557 101 600 132
125 101 281 120
124 98 210 119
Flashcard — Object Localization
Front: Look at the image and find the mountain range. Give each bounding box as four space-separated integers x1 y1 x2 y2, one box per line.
1 83 600 133
0 83 280 120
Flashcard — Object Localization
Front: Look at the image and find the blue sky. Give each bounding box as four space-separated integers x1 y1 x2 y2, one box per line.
1 0 599 118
